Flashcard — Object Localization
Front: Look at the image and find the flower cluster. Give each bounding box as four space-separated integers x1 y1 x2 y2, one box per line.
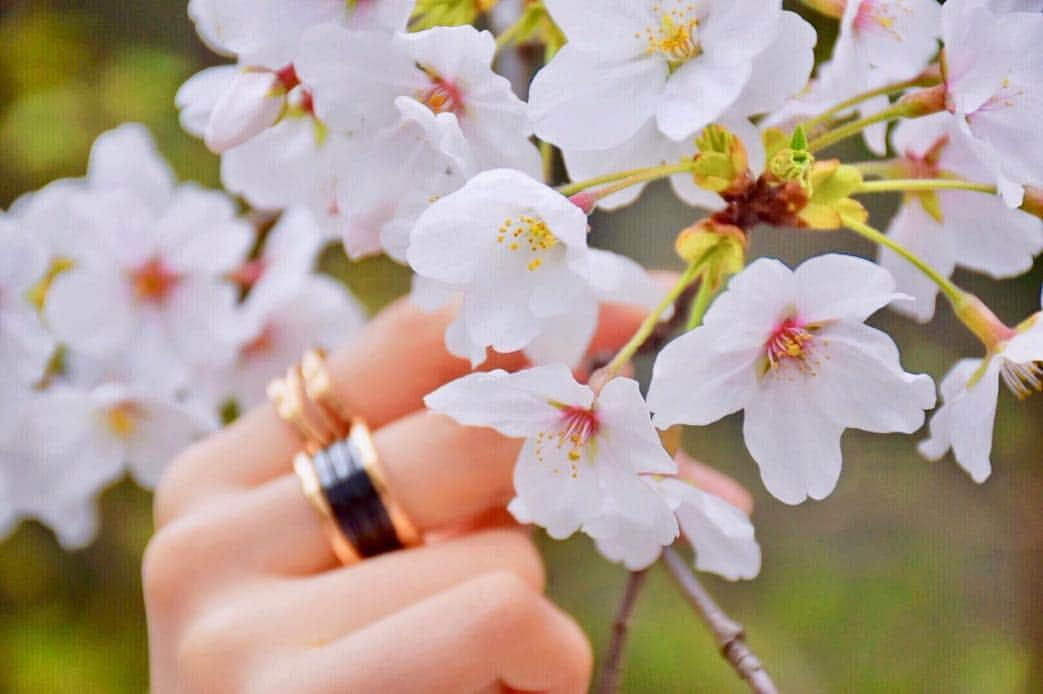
2 0 1042 584
0 125 364 548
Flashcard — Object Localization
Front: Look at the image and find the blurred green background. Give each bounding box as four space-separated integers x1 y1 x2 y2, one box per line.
0 1 1040 691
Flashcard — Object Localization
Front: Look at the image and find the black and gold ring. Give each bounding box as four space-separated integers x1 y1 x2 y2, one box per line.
297 418 421 562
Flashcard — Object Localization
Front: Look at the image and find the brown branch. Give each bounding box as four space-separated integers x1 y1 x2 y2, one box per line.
596 569 650 694
662 548 778 694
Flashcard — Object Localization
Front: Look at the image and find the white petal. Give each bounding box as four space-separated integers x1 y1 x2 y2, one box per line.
702 258 797 349
156 185 253 274
728 11 816 117
943 192 1043 278
597 377 676 475
530 44 664 150
662 478 761 581
918 358 999 483
794 253 899 324
424 365 591 438
513 435 603 539
648 327 760 428
126 395 214 488
742 377 846 504
176 65 238 138
1002 320 1043 364
45 267 135 357
523 296 598 367
810 322 936 433
87 124 174 211
204 70 285 152
542 0 651 56
658 52 751 141
878 201 955 323
295 25 420 134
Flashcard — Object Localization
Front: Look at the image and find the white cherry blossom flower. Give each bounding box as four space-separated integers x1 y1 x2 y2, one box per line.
220 102 351 243
595 476 761 578
207 209 367 409
942 0 1043 206
880 114 1043 321
425 365 679 553
43 125 253 394
0 217 55 389
562 9 815 211
920 294 1043 482
203 68 290 153
648 255 937 504
407 169 662 366
297 24 539 175
835 0 941 82
529 0 790 150
0 382 212 548
188 0 413 68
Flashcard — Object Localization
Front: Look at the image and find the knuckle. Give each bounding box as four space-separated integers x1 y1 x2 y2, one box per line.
471 570 539 630
176 607 247 691
142 516 215 616
152 440 210 527
484 529 546 592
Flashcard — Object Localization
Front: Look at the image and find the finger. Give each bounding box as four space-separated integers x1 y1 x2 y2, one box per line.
170 410 521 576
179 528 544 646
677 452 754 514
157 298 649 525
267 572 592 694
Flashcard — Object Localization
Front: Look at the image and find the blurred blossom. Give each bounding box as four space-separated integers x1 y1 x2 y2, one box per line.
43 124 252 395
202 208 367 409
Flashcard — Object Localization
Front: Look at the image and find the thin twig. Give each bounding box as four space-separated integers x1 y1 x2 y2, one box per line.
597 569 650 694
662 548 778 694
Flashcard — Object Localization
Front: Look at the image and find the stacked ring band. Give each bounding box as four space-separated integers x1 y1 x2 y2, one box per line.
269 349 420 564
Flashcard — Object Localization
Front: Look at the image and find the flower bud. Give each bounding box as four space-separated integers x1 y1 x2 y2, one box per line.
691 125 749 194
897 84 947 118
674 219 745 275
797 161 867 230
205 70 286 153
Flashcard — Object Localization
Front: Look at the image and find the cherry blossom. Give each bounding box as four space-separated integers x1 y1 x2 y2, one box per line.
942 0 1043 206
187 0 413 68
206 208 367 409
920 294 1043 482
0 217 55 389
407 169 662 366
835 0 941 82
0 383 211 548
529 0 793 149
562 9 815 211
296 23 539 174
880 114 1043 321
595 476 761 578
648 255 936 504
425 365 679 556
43 125 253 394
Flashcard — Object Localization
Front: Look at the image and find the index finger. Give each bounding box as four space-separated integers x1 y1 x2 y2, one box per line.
156 297 650 524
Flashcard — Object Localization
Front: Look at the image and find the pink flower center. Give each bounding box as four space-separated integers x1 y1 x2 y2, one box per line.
535 404 600 478
130 258 179 305
240 323 277 361
853 0 906 40
418 72 462 115
899 135 947 179
764 317 816 371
